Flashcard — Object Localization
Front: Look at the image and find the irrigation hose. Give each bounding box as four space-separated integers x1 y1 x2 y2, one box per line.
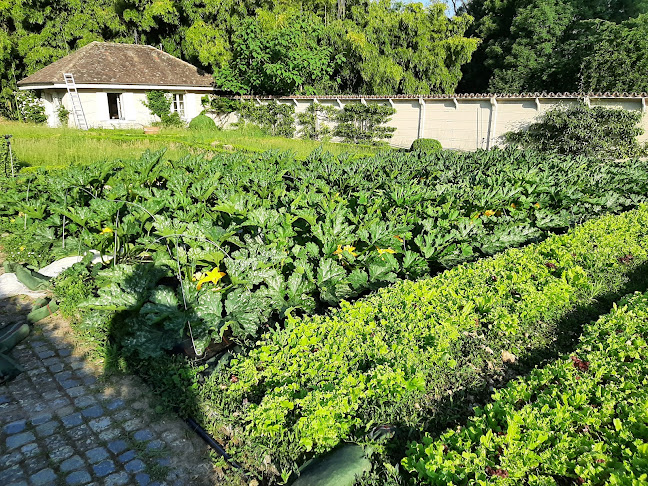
184 416 245 471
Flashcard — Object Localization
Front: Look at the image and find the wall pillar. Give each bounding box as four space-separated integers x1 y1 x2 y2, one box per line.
418 97 426 139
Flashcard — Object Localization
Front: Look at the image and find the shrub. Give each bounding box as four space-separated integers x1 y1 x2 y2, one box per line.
206 205 648 475
410 138 442 153
297 102 338 141
144 90 184 127
334 102 396 144
504 104 645 158
57 105 70 127
238 100 296 137
404 289 648 484
15 91 46 124
188 113 216 131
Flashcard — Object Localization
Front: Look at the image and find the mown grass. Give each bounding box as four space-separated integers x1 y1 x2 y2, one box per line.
0 120 380 167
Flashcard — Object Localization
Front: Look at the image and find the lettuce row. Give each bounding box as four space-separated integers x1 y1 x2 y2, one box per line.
403 290 648 485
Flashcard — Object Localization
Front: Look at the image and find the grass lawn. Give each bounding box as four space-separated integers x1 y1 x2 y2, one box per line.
0 120 381 168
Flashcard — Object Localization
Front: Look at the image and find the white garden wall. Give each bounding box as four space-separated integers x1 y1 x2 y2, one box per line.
220 94 648 151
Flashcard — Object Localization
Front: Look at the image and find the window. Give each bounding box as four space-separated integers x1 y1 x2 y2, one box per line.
171 93 185 118
107 93 123 120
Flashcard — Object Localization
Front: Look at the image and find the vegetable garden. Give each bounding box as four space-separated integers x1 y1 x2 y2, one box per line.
1 146 648 484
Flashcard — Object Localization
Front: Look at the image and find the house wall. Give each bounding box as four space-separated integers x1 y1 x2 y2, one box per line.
218 95 648 151
44 88 206 129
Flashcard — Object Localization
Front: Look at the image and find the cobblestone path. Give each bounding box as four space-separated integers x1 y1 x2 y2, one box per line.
0 293 222 486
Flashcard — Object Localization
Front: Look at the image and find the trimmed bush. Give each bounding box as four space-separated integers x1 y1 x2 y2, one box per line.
504 104 646 159
410 138 442 153
189 113 217 131
206 205 648 475
404 290 648 484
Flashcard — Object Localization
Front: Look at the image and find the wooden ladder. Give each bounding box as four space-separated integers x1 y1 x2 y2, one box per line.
63 73 88 130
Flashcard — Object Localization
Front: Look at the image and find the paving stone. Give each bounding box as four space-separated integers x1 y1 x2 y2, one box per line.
55 371 73 382
93 459 116 477
31 413 53 426
74 395 97 408
66 469 92 485
118 450 136 463
61 455 85 472
3 419 26 434
113 410 134 422
146 439 164 451
133 429 154 442
35 420 59 437
61 378 82 389
67 385 87 397
51 445 75 462
67 424 93 442
107 440 128 454
42 356 62 367
125 458 146 473
103 471 130 486
44 434 67 451
6 480 28 486
48 362 65 373
99 428 122 441
156 457 172 467
105 398 125 411
82 404 104 418
123 418 145 431
58 348 72 357
29 468 56 486
42 390 63 400
36 349 55 359
0 394 9 404
6 431 35 450
62 412 83 428
135 472 152 485
0 465 24 484
86 446 110 464
82 375 97 385
89 416 112 432
0 450 23 468
50 396 72 409
24 455 50 472
20 442 40 458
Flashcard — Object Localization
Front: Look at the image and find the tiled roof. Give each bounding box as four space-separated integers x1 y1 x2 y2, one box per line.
18 42 214 88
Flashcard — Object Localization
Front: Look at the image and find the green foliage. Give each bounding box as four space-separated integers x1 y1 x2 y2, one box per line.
201 96 241 116
210 205 648 476
410 138 442 154
334 102 396 144
213 9 337 95
239 100 296 137
403 289 648 484
144 90 170 118
188 113 216 131
460 0 648 93
504 104 646 158
15 91 46 124
297 102 339 141
56 104 70 127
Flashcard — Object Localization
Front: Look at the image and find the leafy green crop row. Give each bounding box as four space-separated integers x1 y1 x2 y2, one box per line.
2 148 648 359
403 289 648 485
203 206 648 479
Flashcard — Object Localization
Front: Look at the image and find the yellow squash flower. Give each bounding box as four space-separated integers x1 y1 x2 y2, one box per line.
333 245 358 258
196 267 226 290
534 203 541 208
376 247 396 255
393 235 404 243
510 203 517 209
100 227 113 234
484 210 496 217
